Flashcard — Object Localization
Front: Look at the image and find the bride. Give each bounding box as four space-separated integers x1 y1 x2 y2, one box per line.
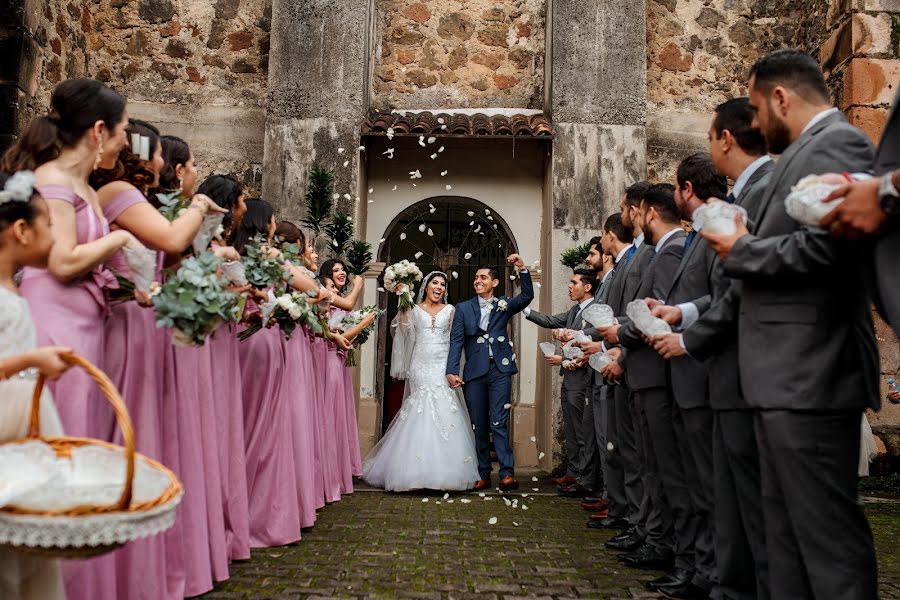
362 271 480 491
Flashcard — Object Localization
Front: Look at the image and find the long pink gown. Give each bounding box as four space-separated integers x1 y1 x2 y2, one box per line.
341 359 363 479
207 326 251 561
311 336 342 504
101 188 177 600
325 338 354 495
237 304 303 547
284 330 320 525
20 184 118 600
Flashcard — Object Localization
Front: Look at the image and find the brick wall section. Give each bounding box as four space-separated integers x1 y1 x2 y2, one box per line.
373 0 546 110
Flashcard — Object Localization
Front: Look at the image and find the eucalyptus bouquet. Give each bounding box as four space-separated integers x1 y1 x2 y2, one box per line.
241 235 292 289
153 251 242 347
340 305 383 366
383 260 422 312
156 190 191 221
239 289 324 342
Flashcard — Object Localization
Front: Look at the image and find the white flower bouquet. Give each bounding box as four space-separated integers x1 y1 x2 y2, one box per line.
239 289 323 342
383 259 423 312
339 305 383 366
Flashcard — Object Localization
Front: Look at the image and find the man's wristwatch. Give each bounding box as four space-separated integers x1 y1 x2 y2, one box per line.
879 171 900 216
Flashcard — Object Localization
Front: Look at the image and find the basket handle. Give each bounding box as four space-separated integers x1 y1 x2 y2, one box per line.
28 352 135 511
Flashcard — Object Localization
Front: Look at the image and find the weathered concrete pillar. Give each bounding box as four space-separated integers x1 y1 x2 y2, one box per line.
263 0 372 221
539 0 647 471
0 0 44 153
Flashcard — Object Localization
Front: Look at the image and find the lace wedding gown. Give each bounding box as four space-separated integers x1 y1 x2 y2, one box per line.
0 286 64 600
362 305 480 491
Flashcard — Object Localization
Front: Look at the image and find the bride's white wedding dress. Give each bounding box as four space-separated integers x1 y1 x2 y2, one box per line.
362 304 480 491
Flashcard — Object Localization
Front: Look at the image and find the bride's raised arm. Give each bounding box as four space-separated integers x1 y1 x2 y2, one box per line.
389 307 417 380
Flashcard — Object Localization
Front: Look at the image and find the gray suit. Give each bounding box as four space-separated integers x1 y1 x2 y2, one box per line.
682 158 774 600
874 87 900 338
618 230 696 569
663 233 718 592
724 110 878 600
527 296 601 488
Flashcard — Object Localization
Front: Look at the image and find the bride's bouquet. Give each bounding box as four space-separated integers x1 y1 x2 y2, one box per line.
384 259 423 312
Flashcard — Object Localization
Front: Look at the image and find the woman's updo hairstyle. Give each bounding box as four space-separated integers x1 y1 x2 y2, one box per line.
89 119 160 194
1 78 127 172
156 135 191 193
196 174 243 239
274 220 304 247
232 198 274 254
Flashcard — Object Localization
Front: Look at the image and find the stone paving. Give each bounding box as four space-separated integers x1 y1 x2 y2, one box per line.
200 474 900 600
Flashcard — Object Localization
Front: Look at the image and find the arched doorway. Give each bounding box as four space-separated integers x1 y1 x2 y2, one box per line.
374 197 520 435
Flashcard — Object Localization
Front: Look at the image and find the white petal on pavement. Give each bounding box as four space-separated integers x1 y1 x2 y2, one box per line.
488 517 498 525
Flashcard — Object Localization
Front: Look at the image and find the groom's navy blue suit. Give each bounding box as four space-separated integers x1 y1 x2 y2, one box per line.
447 271 534 480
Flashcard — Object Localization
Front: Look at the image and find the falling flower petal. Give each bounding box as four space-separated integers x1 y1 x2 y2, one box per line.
441 124 447 130
498 336 506 342
333 193 340 199
343 193 351 200
533 487 540 492
443 493 450 500
437 117 445 124
358 145 366 151
607 442 615 451
538 452 545 459
415 252 423 259
512 499 519 508
487 215 494 221
503 403 512 409
427 228 434 236
535 282 542 289
510 275 516 280
503 497 512 506
418 136 426 147
488 517 498 525
530 438 536 444
447 499 454 503
387 127 395 140
368 199 374 203
338 147 345 154
435 501 441 505
469 221 475 226
377 287 385 292
343 160 349 167
446 185 452 190
438 146 445 153
467 211 474 216
369 187 374 193
464 253 472 260
478 493 486 498
485 209 491 215
428 137 436 144
502 358 510 366
452 271 458 279
521 505 529 511
431 153 438 160
383 148 395 159
419 224 426 232
441 170 448 176
460 498 471 504
392 185 398 190
380 238 386 243
513 521 520 527
422 498 429 503
512 354 517 361
400 233 407 240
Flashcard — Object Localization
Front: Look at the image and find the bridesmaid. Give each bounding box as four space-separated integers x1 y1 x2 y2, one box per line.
232 199 306 547
0 79 144 600
196 174 251 562
94 121 223 600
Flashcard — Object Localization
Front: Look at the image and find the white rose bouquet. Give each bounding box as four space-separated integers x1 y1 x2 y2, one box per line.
339 306 383 366
238 289 324 342
383 259 423 312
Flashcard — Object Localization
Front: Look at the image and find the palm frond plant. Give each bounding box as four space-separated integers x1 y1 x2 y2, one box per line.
346 240 374 276
560 242 592 270
301 166 335 241
324 212 355 256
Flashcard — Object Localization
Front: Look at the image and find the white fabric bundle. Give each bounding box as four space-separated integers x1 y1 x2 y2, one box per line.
192 213 224 255
121 247 157 293
625 300 672 337
581 304 615 328
588 352 614 373
693 201 748 235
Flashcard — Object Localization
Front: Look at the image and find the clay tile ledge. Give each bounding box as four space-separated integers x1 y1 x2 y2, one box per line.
362 111 555 138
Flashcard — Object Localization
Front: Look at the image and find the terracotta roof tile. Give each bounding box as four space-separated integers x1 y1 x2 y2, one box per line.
362 111 554 138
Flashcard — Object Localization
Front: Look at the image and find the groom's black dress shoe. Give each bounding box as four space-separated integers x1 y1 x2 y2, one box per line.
472 479 491 491
620 544 674 570
646 568 693 592
499 476 519 491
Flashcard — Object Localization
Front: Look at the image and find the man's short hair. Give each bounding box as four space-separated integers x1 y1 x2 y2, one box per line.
603 212 633 244
573 268 599 294
589 235 603 254
677 152 728 201
641 183 680 223
749 48 831 104
713 97 768 156
623 180 651 209
476 265 501 281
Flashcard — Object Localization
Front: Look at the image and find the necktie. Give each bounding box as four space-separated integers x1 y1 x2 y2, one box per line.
683 230 698 254
726 193 736 204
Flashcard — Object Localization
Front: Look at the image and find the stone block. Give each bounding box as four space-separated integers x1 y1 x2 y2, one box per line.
138 0 175 24
846 105 890 142
401 2 431 23
438 13 475 41
843 58 900 108
821 13 893 74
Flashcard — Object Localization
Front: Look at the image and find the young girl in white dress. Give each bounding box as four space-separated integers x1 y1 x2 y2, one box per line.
0 171 74 600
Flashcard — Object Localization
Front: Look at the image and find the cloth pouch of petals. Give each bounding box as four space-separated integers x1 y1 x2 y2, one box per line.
588 352 614 373
784 173 872 227
582 304 615 328
693 201 748 235
562 340 584 361
121 247 158 294
0 441 61 508
192 213 225 255
625 299 672 337
220 260 248 286
539 342 557 357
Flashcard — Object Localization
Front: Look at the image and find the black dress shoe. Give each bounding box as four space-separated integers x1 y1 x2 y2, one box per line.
621 544 674 570
606 530 644 552
645 568 694 592
611 525 638 542
598 517 628 529
583 496 604 504
658 580 709 599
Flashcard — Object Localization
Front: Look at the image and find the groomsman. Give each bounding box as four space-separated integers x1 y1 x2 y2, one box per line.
525 269 602 496
600 184 690 573
641 153 727 598
653 97 774 600
703 49 879 600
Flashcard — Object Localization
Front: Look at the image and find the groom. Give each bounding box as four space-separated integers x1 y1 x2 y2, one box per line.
447 254 534 491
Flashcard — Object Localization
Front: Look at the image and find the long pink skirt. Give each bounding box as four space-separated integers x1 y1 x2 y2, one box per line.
285 332 321 524
341 363 363 478
311 337 342 504
325 347 354 495
104 301 179 600
237 325 303 547
164 339 229 596
207 327 251 560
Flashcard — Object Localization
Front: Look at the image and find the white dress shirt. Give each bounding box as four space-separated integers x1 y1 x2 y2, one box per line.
731 155 773 201
801 107 840 136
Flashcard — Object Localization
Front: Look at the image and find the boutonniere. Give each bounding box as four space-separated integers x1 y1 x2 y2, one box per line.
497 299 509 312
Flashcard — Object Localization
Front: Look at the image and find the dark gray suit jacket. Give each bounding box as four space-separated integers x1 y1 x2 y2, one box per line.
682 160 774 410
723 111 880 411
663 235 717 409
527 296 601 389
618 230 687 391
874 87 900 338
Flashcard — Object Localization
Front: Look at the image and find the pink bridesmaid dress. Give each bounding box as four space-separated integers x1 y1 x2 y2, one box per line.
311 335 342 504
237 302 303 547
207 326 251 560
341 359 363 479
283 330 320 526
324 337 354 495
101 188 177 600
20 184 118 600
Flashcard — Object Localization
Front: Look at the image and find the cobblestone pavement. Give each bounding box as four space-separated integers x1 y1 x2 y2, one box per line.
200 474 900 600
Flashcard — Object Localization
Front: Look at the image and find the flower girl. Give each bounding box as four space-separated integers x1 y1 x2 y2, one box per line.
0 171 72 600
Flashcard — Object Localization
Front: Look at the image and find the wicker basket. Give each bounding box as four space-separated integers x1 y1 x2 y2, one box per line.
0 353 183 559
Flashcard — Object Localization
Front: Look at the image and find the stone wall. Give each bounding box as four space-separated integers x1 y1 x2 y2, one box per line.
372 0 546 110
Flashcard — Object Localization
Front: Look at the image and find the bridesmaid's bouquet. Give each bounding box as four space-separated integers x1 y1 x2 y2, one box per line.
241 235 292 289
238 289 324 341
153 252 242 347
383 260 422 312
340 306 383 366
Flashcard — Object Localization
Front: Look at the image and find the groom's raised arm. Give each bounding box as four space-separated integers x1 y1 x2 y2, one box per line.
506 269 534 314
446 306 465 376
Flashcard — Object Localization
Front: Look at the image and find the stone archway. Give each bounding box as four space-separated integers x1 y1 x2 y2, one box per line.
373 196 520 438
